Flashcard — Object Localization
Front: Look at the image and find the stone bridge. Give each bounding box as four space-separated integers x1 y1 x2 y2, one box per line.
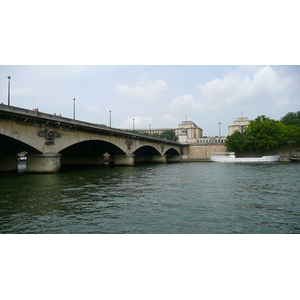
0 105 183 173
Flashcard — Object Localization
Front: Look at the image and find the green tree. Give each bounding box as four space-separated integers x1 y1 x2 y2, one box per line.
160 130 178 141
283 124 300 154
151 133 160 138
225 130 250 154
280 111 300 127
244 115 286 154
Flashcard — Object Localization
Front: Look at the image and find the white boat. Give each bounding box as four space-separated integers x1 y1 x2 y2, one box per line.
210 152 280 163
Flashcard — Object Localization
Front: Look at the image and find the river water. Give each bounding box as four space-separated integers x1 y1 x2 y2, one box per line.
0 162 299 234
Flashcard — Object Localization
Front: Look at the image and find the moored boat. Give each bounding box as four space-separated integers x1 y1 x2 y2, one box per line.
289 154 300 162
210 152 280 163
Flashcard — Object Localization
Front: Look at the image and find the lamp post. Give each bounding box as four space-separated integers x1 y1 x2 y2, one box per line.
133 118 135 131
7 76 11 106
109 110 111 127
149 124 151 135
73 98 76 120
218 122 222 142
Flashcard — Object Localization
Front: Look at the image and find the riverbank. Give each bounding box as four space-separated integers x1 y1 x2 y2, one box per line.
185 144 299 161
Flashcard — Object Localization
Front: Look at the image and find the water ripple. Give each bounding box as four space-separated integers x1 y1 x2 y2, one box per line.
0 163 299 233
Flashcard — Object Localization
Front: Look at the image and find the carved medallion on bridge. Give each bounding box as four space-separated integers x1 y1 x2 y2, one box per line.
38 129 61 145
125 139 133 149
160 143 165 153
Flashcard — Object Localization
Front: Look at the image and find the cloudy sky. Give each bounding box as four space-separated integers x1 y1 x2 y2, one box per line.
1 1 299 137
0 65 299 136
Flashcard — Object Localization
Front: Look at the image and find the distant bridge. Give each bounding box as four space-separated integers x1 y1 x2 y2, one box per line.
0 105 184 173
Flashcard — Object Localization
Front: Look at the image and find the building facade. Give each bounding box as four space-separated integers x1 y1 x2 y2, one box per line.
135 121 203 144
175 121 203 143
228 117 252 135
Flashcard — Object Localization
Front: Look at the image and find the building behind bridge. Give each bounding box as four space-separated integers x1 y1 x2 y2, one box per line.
228 116 252 135
134 120 203 144
134 116 252 144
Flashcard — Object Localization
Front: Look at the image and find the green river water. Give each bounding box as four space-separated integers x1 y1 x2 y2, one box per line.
1 161 299 234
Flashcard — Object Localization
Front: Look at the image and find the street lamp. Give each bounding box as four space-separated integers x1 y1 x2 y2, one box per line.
109 110 111 127
133 118 135 131
149 124 151 135
73 98 76 120
7 76 11 106
218 122 222 142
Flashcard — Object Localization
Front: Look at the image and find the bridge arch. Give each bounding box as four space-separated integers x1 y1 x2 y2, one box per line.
0 133 42 172
164 147 181 156
59 140 126 166
164 147 181 162
133 145 161 156
133 145 163 163
0 133 42 155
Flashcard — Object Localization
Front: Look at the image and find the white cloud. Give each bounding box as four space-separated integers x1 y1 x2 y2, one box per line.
11 87 34 98
159 114 178 128
274 98 291 108
118 80 167 101
197 66 295 106
121 105 139 114
120 116 152 129
86 105 102 113
169 94 198 111
168 93 219 123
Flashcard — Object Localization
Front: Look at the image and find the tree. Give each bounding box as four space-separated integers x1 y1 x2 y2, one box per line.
280 111 300 127
160 130 178 141
283 124 300 155
244 115 286 154
225 130 250 154
225 115 300 155
149 133 159 138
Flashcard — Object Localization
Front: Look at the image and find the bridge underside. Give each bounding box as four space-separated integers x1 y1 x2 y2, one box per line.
60 142 181 167
0 134 41 155
0 135 41 172
0 136 182 173
60 140 126 166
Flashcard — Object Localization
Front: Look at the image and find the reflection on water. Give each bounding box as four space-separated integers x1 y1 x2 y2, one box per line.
1 162 300 233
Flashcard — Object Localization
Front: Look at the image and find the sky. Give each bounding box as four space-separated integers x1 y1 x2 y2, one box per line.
1 1 299 137
0 65 299 136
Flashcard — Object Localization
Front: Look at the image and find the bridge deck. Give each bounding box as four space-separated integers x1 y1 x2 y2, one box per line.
0 104 180 145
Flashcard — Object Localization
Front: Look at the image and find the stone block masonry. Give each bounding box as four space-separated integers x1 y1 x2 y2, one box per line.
186 144 227 161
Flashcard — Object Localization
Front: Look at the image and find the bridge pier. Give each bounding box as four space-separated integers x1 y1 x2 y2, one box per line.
134 156 145 163
26 152 61 173
134 155 167 164
151 155 167 163
0 156 18 172
114 154 135 166
61 156 104 166
166 155 182 162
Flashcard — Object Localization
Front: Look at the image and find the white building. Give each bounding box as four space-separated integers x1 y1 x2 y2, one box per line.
175 121 203 143
228 117 252 135
134 120 203 143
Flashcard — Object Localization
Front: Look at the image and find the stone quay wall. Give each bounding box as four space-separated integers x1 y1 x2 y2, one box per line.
184 144 227 161
184 144 299 161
